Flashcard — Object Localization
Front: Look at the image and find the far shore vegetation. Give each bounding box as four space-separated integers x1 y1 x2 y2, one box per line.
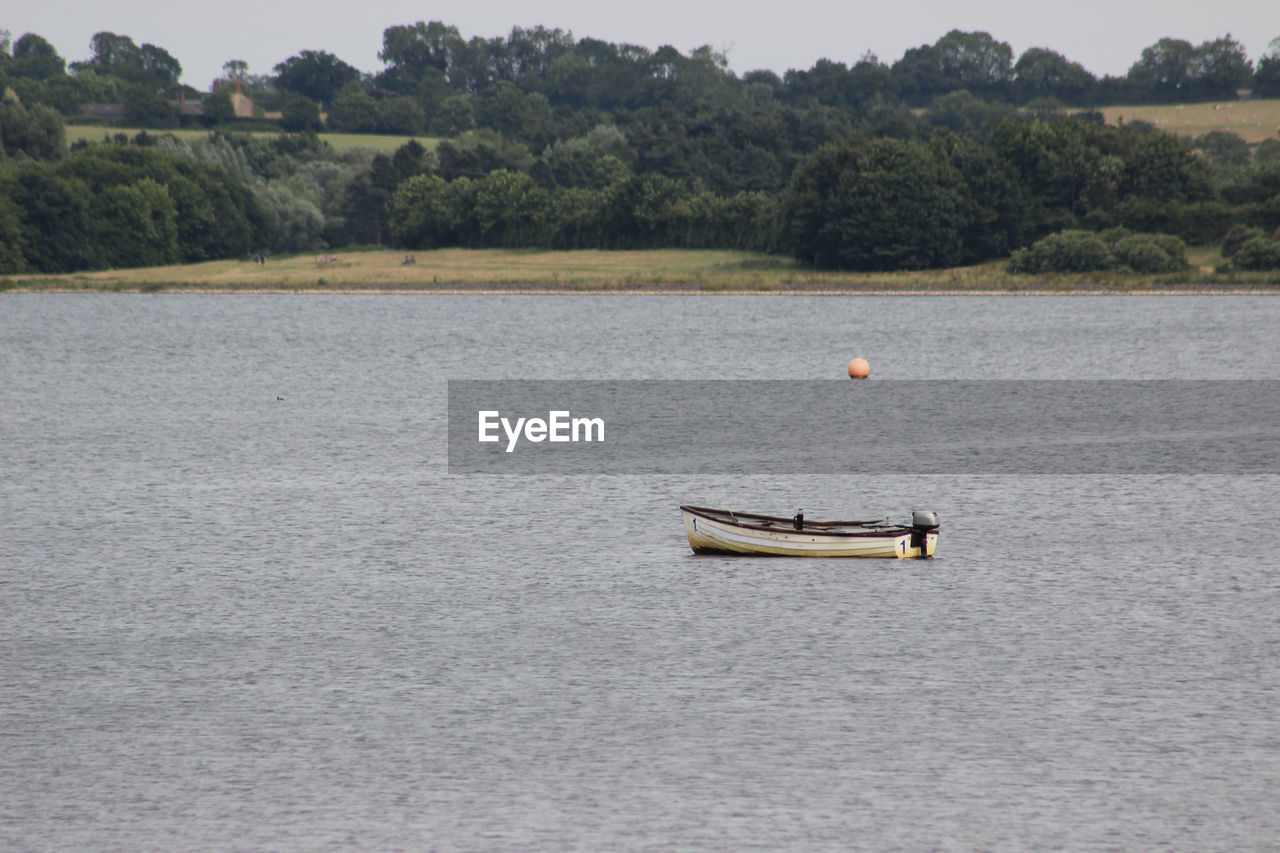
6 246 1279 294
4 25 1280 285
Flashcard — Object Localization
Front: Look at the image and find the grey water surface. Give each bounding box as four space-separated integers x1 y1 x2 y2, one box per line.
2 294 1278 850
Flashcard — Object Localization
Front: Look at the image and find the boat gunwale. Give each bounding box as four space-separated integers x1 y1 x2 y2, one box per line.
680 504 929 539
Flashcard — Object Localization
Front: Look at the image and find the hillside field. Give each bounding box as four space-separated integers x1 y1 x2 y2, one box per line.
1099 98 1280 143
63 99 1280 155
63 126 440 153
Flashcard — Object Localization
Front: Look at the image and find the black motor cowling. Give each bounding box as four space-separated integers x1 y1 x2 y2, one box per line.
911 510 940 531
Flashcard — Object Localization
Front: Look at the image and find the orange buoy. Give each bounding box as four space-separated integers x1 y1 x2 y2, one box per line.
847 357 870 379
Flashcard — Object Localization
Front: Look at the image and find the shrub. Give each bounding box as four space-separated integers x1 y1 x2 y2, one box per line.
1007 230 1114 273
1229 236 1280 271
1007 227 1188 274
1111 233 1187 273
1221 224 1266 259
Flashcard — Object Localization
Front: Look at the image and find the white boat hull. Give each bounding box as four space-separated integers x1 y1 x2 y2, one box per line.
681 506 938 558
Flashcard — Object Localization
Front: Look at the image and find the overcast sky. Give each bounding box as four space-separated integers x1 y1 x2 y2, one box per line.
7 0 1278 91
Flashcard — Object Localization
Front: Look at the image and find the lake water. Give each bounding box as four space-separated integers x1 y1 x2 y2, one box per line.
2 293 1279 850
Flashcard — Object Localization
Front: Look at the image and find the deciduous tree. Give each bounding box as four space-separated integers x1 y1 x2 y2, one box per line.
783 136 968 269
274 50 360 106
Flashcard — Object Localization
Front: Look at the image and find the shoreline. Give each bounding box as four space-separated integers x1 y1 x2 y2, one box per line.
4 248 1277 295
7 286 1278 296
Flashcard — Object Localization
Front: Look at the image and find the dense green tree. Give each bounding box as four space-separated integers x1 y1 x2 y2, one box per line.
0 143 268 271
390 173 455 247
280 95 322 132
494 25 575 88
1013 48 1096 105
326 84 379 132
433 130 533 180
476 81 553 145
91 177 180 267
0 193 25 273
1112 127 1214 202
1256 139 1280 166
1254 39 1280 98
121 85 176 127
1127 35 1252 102
11 34 65 81
391 139 429 180
0 97 65 160
376 96 426 134
893 30 1014 103
1190 36 1253 100
473 168 549 245
547 185 608 247
599 172 689 248
1 165 97 271
1192 130 1251 183
223 59 250 80
1127 38 1196 101
988 118 1094 228
273 50 360 106
930 133 1031 262
202 89 235 125
328 86 425 134
783 136 968 270
377 20 466 93
535 130 633 190
845 55 899 110
138 43 183 87
923 90 1016 140
156 131 360 254
784 53 900 113
782 59 854 109
338 153 399 244
71 32 182 87
430 95 476 135
1220 163 1280 206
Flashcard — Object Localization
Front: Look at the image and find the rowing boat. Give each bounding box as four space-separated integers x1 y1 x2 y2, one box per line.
680 505 939 558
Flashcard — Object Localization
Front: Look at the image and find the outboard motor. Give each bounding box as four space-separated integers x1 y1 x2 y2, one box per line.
910 511 940 558
911 511 939 531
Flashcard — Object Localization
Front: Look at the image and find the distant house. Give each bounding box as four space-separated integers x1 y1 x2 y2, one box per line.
178 91 204 116
81 103 125 120
213 77 256 118
80 79 257 124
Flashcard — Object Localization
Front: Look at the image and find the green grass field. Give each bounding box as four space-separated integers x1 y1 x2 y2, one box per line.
63 126 441 153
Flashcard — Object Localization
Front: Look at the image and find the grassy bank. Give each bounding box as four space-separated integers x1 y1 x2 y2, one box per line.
64 126 440 154
5 247 1279 294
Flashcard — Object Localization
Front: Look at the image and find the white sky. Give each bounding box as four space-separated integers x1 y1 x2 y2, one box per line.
6 0 1277 92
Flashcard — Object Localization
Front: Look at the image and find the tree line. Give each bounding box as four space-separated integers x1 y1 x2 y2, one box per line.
4 25 1279 136
2 25 1280 275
